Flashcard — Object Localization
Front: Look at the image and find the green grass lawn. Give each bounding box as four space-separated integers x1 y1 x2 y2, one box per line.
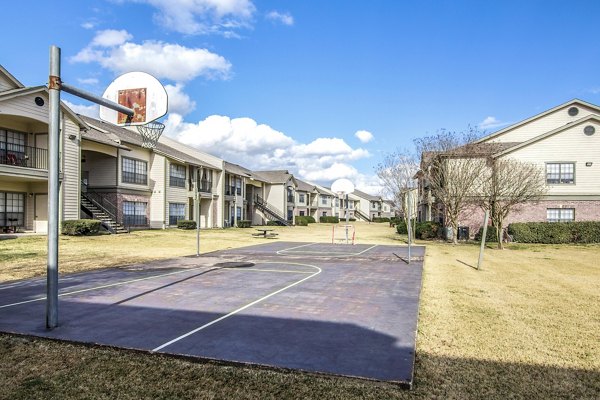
1 224 599 399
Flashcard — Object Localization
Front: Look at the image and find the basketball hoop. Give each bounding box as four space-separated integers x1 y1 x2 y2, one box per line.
137 121 165 149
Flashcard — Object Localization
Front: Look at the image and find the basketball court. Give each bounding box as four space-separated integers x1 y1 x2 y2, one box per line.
0 242 425 386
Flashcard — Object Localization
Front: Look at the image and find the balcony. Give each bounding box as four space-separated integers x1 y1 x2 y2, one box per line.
198 180 213 193
0 145 48 170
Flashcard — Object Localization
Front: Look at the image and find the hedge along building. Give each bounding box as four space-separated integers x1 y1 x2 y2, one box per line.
0 65 84 233
417 99 600 237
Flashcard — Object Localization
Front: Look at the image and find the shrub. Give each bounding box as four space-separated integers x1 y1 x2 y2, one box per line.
372 217 391 223
237 220 252 228
295 218 308 226
62 219 102 236
396 220 408 234
295 216 315 225
266 220 282 226
415 221 440 240
177 220 196 230
475 225 498 242
319 216 340 223
508 222 600 244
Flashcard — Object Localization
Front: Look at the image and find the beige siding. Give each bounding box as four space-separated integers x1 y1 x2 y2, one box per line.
489 104 598 143
501 120 600 196
61 117 80 221
0 75 17 92
166 160 189 226
0 93 49 125
149 153 166 229
265 184 285 212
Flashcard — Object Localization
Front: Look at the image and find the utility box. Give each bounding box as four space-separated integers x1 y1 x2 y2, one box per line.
458 226 470 240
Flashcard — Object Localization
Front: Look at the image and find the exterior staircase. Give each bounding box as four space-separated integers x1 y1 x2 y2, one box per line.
354 209 371 222
255 195 291 226
80 183 128 234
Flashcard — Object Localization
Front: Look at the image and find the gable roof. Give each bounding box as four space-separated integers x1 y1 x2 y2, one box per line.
475 99 600 144
353 189 381 201
295 178 316 192
0 86 88 129
80 115 213 167
224 161 252 177
253 170 297 185
492 114 600 158
0 65 24 89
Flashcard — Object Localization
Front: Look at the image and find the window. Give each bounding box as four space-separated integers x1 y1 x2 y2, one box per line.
123 201 147 226
1 129 26 166
236 178 242 195
170 164 186 188
0 192 25 227
547 208 575 222
321 196 328 205
236 206 242 220
299 211 305 216
546 163 574 184
299 193 305 203
122 157 147 185
322 211 327 217
169 203 186 225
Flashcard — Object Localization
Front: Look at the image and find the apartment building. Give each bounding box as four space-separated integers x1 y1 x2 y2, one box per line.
417 99 600 234
0 66 82 233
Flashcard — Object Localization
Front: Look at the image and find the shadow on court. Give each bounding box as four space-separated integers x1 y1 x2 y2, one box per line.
0 242 425 387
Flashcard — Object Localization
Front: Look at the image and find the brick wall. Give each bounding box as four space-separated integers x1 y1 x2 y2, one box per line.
458 200 600 238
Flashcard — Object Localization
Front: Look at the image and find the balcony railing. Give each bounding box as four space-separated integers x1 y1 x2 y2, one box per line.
0 145 48 170
198 179 213 193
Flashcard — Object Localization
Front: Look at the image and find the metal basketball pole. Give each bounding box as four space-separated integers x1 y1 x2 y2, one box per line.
345 193 350 244
195 168 200 256
46 45 134 329
47 46 60 329
407 192 412 264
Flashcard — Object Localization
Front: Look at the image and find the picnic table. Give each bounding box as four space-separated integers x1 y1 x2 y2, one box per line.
252 228 278 238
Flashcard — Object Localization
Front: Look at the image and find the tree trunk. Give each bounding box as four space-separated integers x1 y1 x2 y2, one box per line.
496 217 504 250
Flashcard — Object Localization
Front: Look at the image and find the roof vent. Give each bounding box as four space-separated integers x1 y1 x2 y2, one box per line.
568 106 579 116
584 125 595 136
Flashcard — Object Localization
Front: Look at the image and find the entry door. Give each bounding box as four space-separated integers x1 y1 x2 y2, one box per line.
35 194 48 233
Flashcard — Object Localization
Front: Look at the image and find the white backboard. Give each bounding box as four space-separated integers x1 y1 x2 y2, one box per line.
100 72 168 126
331 178 355 195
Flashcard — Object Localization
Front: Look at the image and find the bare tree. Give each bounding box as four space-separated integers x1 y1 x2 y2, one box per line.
375 149 419 229
424 153 487 244
478 158 547 249
414 127 486 244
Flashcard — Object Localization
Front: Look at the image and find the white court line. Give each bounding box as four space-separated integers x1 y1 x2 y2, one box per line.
0 264 315 309
0 265 214 309
240 268 313 274
152 261 322 352
275 242 317 255
278 244 378 257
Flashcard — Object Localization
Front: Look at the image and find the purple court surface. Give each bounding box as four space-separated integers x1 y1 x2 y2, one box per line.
0 242 425 386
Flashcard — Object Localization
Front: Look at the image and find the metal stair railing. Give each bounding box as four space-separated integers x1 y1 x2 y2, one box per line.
80 181 125 233
354 208 371 222
255 195 291 226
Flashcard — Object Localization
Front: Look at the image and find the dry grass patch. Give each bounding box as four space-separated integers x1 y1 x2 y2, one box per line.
1 222 599 399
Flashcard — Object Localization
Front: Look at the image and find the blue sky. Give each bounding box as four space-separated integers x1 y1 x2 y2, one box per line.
2 0 600 193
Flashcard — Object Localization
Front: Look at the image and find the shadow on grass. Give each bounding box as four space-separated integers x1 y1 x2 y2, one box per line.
412 352 599 399
456 259 478 270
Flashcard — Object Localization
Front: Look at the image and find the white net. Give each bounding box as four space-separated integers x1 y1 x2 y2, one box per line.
137 121 165 149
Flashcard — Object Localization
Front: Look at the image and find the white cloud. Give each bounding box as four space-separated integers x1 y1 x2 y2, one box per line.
478 116 509 130
163 113 371 186
71 31 231 82
81 21 96 30
266 11 294 26
354 130 373 143
63 100 99 119
586 87 600 94
91 29 132 47
77 77 99 86
164 84 196 116
121 0 255 36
